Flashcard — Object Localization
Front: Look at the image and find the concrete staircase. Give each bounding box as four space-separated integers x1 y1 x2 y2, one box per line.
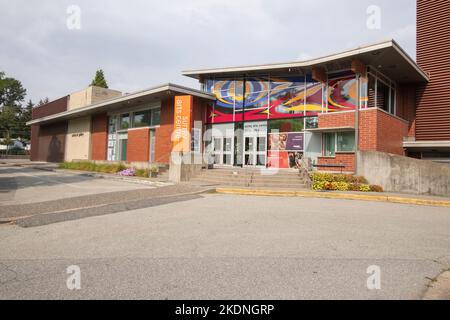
190 167 311 190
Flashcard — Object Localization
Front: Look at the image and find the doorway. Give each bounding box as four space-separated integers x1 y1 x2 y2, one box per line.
212 136 234 166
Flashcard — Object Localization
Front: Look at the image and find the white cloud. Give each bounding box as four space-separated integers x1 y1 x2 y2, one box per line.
0 0 416 103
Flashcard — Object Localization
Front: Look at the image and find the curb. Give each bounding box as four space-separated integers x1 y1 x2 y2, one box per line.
423 271 450 300
215 188 450 207
46 168 173 187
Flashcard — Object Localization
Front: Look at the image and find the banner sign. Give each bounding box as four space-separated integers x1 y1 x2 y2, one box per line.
268 132 304 169
268 132 304 152
173 95 193 152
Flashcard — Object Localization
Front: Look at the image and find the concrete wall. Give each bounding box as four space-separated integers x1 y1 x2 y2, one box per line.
68 86 122 110
169 152 204 183
65 116 91 161
357 151 450 197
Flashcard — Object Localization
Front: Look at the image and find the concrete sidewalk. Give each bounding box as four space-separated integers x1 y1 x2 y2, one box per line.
216 188 450 207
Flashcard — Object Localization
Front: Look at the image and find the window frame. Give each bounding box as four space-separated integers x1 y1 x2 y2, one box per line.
367 67 397 115
322 131 356 157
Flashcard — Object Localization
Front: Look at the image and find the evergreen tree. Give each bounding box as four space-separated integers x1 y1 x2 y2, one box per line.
90 69 109 88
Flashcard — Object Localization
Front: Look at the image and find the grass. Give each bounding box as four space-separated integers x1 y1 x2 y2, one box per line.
59 161 127 174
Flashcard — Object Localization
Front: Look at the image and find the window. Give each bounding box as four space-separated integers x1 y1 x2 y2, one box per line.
305 117 319 129
367 70 396 114
337 132 355 152
323 131 355 157
376 80 390 112
151 108 160 126
323 133 336 157
120 113 130 130
133 110 151 128
269 118 304 133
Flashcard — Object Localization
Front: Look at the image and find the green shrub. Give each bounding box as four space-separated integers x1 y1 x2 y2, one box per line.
312 181 326 191
58 161 128 175
348 183 361 191
369 185 384 193
334 182 350 191
135 169 151 178
359 184 371 192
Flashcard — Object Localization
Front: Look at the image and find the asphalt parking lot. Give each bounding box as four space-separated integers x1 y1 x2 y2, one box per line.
1 166 449 299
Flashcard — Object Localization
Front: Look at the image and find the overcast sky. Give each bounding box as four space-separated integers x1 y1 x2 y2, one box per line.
0 0 416 104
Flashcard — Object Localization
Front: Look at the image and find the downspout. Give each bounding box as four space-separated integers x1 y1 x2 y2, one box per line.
355 74 360 174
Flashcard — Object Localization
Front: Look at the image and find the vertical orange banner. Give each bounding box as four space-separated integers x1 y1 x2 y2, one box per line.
173 95 193 152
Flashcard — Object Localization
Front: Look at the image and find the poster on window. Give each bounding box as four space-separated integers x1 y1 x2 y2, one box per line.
268 132 304 169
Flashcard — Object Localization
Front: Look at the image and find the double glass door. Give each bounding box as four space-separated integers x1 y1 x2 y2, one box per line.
244 134 267 167
212 136 233 166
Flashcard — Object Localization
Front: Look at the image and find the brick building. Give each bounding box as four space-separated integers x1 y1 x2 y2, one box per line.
29 1 450 171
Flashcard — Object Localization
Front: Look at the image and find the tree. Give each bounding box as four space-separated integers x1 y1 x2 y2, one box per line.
0 71 28 140
0 105 19 141
0 71 27 109
14 100 34 140
90 69 109 88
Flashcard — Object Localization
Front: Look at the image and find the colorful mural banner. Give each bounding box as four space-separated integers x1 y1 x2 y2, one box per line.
172 95 192 152
206 73 368 124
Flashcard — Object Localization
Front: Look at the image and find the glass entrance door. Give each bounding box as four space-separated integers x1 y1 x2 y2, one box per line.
244 134 267 167
212 136 234 166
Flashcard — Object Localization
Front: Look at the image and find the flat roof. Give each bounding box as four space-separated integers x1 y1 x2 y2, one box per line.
27 83 215 126
183 39 429 83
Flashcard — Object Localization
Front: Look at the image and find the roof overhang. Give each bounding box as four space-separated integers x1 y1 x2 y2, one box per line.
183 40 429 84
306 126 355 133
403 140 450 151
27 83 215 126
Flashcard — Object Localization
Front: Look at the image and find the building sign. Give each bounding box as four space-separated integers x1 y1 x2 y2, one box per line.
173 95 192 152
268 132 305 169
244 121 267 134
268 132 304 152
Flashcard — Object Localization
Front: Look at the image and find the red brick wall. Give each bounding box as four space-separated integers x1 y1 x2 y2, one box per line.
91 113 108 161
154 98 174 164
32 96 68 120
317 153 355 173
375 110 409 155
315 109 409 173
318 112 355 128
359 109 378 151
127 128 150 162
35 122 68 162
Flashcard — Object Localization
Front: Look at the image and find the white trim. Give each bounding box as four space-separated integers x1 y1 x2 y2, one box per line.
403 141 450 148
27 83 215 126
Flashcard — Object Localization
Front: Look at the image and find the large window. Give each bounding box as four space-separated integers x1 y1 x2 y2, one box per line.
133 110 151 128
367 68 396 114
323 133 336 157
120 113 130 130
323 131 355 157
120 107 161 130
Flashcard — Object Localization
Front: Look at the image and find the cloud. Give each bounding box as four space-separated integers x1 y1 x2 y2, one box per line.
0 0 416 104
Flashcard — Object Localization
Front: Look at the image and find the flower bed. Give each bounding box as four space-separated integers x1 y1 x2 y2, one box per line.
310 172 383 193
59 161 159 178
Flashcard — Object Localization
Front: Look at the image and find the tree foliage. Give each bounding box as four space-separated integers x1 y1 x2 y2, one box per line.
0 71 26 108
90 69 109 88
0 71 30 140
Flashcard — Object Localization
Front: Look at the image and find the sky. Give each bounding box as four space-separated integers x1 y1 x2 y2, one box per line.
0 0 417 104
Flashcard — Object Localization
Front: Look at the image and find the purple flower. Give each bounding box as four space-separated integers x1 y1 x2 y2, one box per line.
117 168 136 176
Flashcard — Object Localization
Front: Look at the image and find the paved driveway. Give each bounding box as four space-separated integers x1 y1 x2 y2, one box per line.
0 166 157 205
1 193 449 299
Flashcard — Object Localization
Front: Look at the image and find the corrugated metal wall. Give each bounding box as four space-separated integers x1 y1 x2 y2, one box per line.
416 0 450 140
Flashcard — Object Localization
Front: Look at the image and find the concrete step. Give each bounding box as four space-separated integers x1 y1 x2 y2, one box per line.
198 170 306 178
190 177 308 188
